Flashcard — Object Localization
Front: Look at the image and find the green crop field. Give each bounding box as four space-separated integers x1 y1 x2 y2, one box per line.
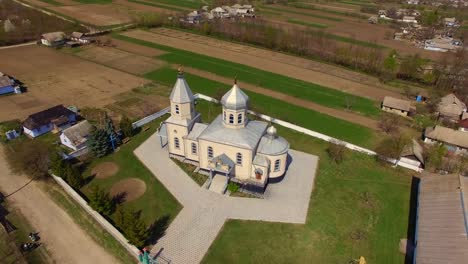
127 0 186 11
114 33 380 118
145 67 376 147
263 6 344 22
287 18 329 28
145 0 203 9
73 0 113 4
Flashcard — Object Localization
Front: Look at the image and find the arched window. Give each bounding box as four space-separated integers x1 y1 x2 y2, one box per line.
236 153 242 165
274 159 281 172
229 114 234 124
175 105 180 114
191 143 197 155
208 146 213 159
237 113 242 124
174 137 180 149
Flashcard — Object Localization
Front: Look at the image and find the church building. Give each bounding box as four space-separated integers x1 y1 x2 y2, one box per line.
160 69 289 191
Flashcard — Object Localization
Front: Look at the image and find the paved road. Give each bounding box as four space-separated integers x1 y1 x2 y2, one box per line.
135 132 318 263
0 150 119 264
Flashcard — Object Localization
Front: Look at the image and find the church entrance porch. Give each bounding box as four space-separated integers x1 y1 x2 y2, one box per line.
208 174 229 194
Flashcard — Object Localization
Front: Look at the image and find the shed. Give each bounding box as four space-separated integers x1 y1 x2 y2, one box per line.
0 75 15 95
397 139 424 170
60 120 92 151
382 96 411 116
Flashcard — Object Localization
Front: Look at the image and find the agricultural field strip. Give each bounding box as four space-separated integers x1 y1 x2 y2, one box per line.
143 0 200 9
126 0 188 12
263 5 344 22
287 18 329 29
144 67 375 147
115 32 381 118
285 2 369 19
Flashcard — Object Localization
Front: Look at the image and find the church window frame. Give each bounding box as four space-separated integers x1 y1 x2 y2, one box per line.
274 159 281 172
236 153 242 165
175 105 180 114
229 114 234 124
174 137 180 149
237 113 242 124
191 143 197 155
208 146 213 159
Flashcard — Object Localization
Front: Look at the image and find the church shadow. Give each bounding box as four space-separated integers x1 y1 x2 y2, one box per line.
146 215 170 245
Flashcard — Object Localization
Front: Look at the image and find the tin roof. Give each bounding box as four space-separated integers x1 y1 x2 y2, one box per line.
170 72 194 104
198 115 267 149
221 83 249 110
438 93 466 118
382 96 411 112
186 123 208 141
62 120 92 146
425 125 468 149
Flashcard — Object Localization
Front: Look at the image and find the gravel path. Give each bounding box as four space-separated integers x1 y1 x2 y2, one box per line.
135 132 318 263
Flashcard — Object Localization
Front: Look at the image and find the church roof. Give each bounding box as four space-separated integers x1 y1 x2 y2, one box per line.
221 83 249 110
186 123 208 141
198 115 267 149
170 72 194 104
257 134 289 156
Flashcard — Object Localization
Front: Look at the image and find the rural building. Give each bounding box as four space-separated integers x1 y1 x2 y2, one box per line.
40 32 66 47
381 96 411 116
70 32 93 44
397 139 424 171
0 73 19 95
407 0 420 4
437 93 467 121
401 16 418 23
158 69 289 193
60 120 92 151
459 118 468 132
424 125 468 154
424 37 463 52
23 105 77 138
444 17 459 27
413 174 468 263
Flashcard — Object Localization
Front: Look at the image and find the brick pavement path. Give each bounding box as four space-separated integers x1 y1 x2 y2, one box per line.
135 133 318 264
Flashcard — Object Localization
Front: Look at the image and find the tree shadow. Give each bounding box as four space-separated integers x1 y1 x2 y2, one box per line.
146 215 170 245
112 192 127 205
82 175 95 187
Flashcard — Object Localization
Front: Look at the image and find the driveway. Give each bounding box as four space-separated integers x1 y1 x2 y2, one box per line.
135 132 319 263
0 150 119 264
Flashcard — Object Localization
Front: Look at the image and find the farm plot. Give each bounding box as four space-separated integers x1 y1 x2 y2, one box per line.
48 3 133 26
74 46 166 74
0 45 149 121
119 28 405 101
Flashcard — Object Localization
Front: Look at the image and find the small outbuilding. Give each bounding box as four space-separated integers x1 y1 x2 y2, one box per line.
60 120 92 151
397 139 424 171
0 74 16 95
437 93 467 121
381 96 411 116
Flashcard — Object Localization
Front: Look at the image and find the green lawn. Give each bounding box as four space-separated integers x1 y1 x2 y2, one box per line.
114 33 380 118
73 0 112 3
172 158 208 186
127 0 187 12
202 124 413 264
145 0 202 9
286 2 369 19
80 118 182 227
145 67 376 148
287 18 329 28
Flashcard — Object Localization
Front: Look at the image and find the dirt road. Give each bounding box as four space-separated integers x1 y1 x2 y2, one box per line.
0 152 119 264
123 28 406 101
183 66 379 130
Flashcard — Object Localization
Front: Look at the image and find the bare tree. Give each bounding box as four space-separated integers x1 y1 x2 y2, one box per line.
378 113 400 133
3 140 51 179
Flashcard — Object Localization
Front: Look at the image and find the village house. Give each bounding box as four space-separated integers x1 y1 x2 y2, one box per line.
437 93 467 121
407 0 420 4
413 174 468 263
381 96 411 116
23 105 77 138
60 120 92 151
444 17 459 27
0 72 20 95
397 139 424 170
401 16 418 24
158 69 289 193
40 32 66 47
70 32 93 44
424 125 468 153
424 37 463 52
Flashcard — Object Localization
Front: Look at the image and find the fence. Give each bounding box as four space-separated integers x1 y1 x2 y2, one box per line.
132 107 170 129
51 175 140 259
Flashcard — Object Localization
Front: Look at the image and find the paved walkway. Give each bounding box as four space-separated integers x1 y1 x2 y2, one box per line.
134 133 318 264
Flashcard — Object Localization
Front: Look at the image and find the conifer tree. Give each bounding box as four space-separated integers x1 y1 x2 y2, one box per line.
119 115 134 138
89 186 113 216
87 128 111 157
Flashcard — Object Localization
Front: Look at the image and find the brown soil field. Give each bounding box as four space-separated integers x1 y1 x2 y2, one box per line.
0 45 149 121
91 162 119 179
113 0 182 14
49 3 133 26
122 28 408 101
111 37 168 57
183 66 379 130
110 178 146 202
75 46 166 75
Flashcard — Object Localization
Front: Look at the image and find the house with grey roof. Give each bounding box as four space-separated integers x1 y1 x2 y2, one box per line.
424 125 468 153
60 120 92 151
382 96 411 116
397 139 424 171
413 174 468 263
158 69 289 193
40 32 66 47
437 93 467 121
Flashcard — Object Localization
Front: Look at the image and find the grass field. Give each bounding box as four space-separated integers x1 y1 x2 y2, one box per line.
287 18 329 28
145 67 376 147
145 0 202 9
287 2 369 19
80 118 182 227
202 122 413 264
127 0 187 12
73 0 113 4
114 34 380 118
263 5 344 22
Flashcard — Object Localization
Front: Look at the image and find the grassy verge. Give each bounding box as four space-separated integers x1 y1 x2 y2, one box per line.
43 183 136 264
0 202 50 263
172 158 208 186
145 67 376 148
127 0 187 12
287 18 329 28
263 6 344 22
202 121 413 263
113 34 380 118
81 118 182 226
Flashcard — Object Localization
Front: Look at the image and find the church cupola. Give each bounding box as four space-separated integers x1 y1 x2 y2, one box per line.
221 78 249 128
170 67 196 120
